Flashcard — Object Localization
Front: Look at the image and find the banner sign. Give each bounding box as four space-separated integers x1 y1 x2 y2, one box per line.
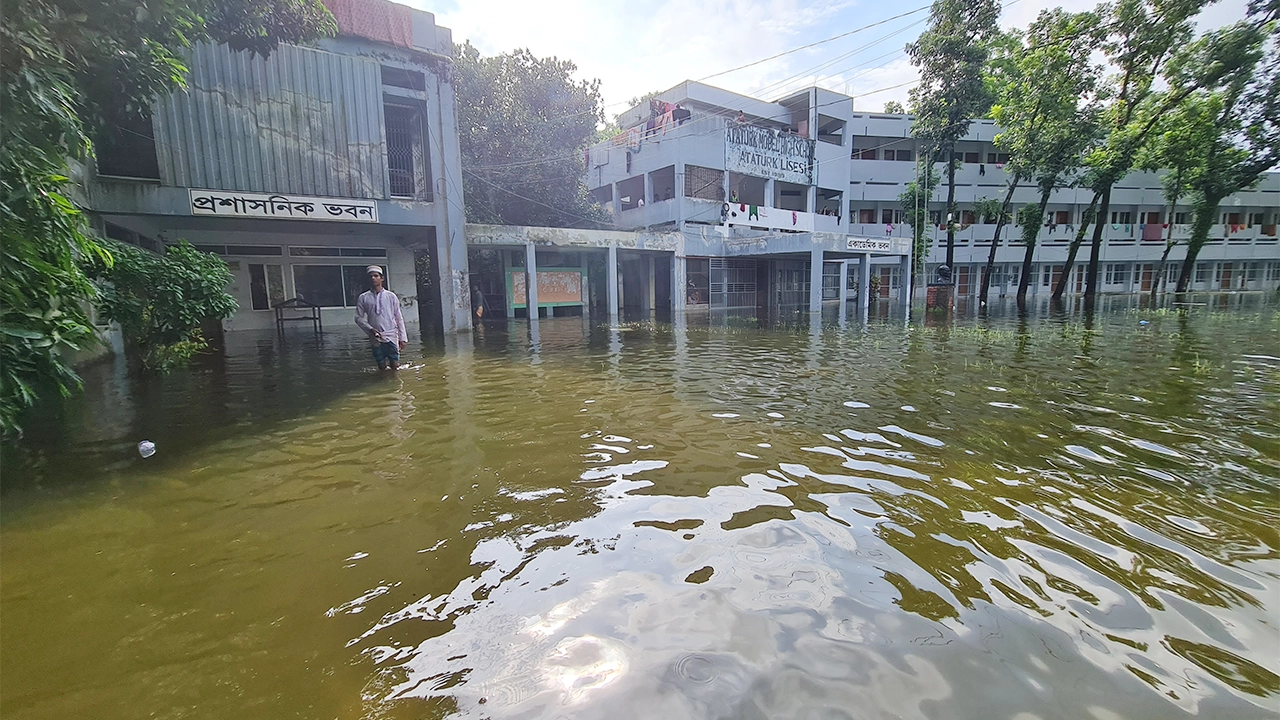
847 236 912 255
725 203 815 232
189 189 378 223
724 124 814 185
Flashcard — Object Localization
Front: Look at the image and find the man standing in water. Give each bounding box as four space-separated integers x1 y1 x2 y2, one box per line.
354 265 406 370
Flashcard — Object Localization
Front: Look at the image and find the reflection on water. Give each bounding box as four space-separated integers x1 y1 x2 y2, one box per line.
2 297 1278 720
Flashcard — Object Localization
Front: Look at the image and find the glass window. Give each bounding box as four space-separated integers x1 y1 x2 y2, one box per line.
293 266 345 307
249 263 286 310
895 149 913 161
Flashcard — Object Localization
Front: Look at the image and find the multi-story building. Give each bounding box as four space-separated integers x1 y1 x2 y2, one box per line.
585 80 1280 310
78 0 472 333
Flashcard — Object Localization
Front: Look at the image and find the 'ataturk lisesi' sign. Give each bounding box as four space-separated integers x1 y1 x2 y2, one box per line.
189 190 378 223
724 125 814 185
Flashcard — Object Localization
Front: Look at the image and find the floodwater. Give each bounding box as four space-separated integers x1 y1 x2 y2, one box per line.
2 297 1278 720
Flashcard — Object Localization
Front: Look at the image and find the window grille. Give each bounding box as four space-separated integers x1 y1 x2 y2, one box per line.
385 105 419 198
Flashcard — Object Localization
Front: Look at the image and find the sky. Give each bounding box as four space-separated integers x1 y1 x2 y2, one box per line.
414 0 1253 118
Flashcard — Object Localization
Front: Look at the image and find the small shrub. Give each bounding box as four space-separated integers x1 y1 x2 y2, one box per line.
91 240 237 370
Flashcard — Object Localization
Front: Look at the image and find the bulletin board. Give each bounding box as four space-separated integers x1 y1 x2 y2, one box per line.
508 268 588 309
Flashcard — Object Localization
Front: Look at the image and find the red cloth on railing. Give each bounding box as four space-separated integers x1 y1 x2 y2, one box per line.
322 0 413 48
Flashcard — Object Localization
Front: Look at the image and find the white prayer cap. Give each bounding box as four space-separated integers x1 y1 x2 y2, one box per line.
366 265 383 276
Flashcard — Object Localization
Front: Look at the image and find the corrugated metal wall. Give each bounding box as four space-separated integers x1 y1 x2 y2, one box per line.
153 43 389 199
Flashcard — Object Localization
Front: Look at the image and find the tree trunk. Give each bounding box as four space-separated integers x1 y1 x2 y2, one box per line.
1175 195 1222 292
1150 198 1178 302
1015 187 1053 304
979 176 1019 305
1083 184 1113 307
945 146 957 269
1052 193 1099 301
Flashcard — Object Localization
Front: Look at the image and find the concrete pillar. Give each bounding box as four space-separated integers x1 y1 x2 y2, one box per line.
607 245 619 323
765 178 775 208
430 76 471 332
809 248 824 313
647 255 656 312
900 253 912 318
859 252 872 319
644 172 654 206
673 255 686 315
612 182 622 218
838 260 850 325
806 186 817 214
525 243 539 320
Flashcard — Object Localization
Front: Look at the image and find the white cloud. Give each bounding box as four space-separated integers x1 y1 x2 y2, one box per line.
414 0 1255 117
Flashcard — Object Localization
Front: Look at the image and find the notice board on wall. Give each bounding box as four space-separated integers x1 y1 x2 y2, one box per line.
510 269 586 307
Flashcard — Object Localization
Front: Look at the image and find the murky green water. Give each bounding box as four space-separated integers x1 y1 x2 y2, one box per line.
3 298 1278 719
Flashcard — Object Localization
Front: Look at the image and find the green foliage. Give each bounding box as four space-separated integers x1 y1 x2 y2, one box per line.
1016 204 1045 247
882 101 906 114
899 165 940 276
0 0 333 433
907 0 1002 162
1173 19 1277 290
989 9 1102 188
91 241 238 371
454 42 608 228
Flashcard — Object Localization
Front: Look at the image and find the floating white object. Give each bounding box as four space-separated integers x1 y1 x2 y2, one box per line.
137 440 156 458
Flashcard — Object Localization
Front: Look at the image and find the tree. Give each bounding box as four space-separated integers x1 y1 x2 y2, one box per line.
454 42 608 228
1135 94 1215 299
1076 0 1249 306
900 163 941 293
0 0 334 433
906 0 1002 273
982 10 1103 305
883 100 906 114
1174 20 1278 291
89 241 239 370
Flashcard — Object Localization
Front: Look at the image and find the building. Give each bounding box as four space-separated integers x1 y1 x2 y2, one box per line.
79 0 471 333
584 81 1280 309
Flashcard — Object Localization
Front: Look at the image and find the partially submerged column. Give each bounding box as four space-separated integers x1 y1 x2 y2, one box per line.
809 247 824 313
673 254 686 315
838 260 850 324
859 252 872 319
899 253 912 317
607 244 619 323
525 243 539 320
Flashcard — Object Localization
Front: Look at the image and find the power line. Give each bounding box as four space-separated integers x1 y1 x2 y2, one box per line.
696 3 933 82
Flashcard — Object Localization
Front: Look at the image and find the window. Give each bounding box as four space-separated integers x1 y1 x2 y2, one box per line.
1174 212 1190 224
685 258 710 304
684 165 724 201
855 147 878 160
858 209 875 224
1105 263 1129 286
963 152 980 163
96 109 160 180
822 262 842 299
986 152 1011 164
292 264 390 308
881 209 902 224
1246 262 1260 282
1111 211 1133 224
249 264 286 310
1054 211 1070 225
960 210 976 226
1221 212 1242 225
1145 211 1162 224
1195 263 1210 283
894 149 913 161
929 210 942 226
385 103 428 199
1248 213 1265 227
381 65 426 91
290 246 387 257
